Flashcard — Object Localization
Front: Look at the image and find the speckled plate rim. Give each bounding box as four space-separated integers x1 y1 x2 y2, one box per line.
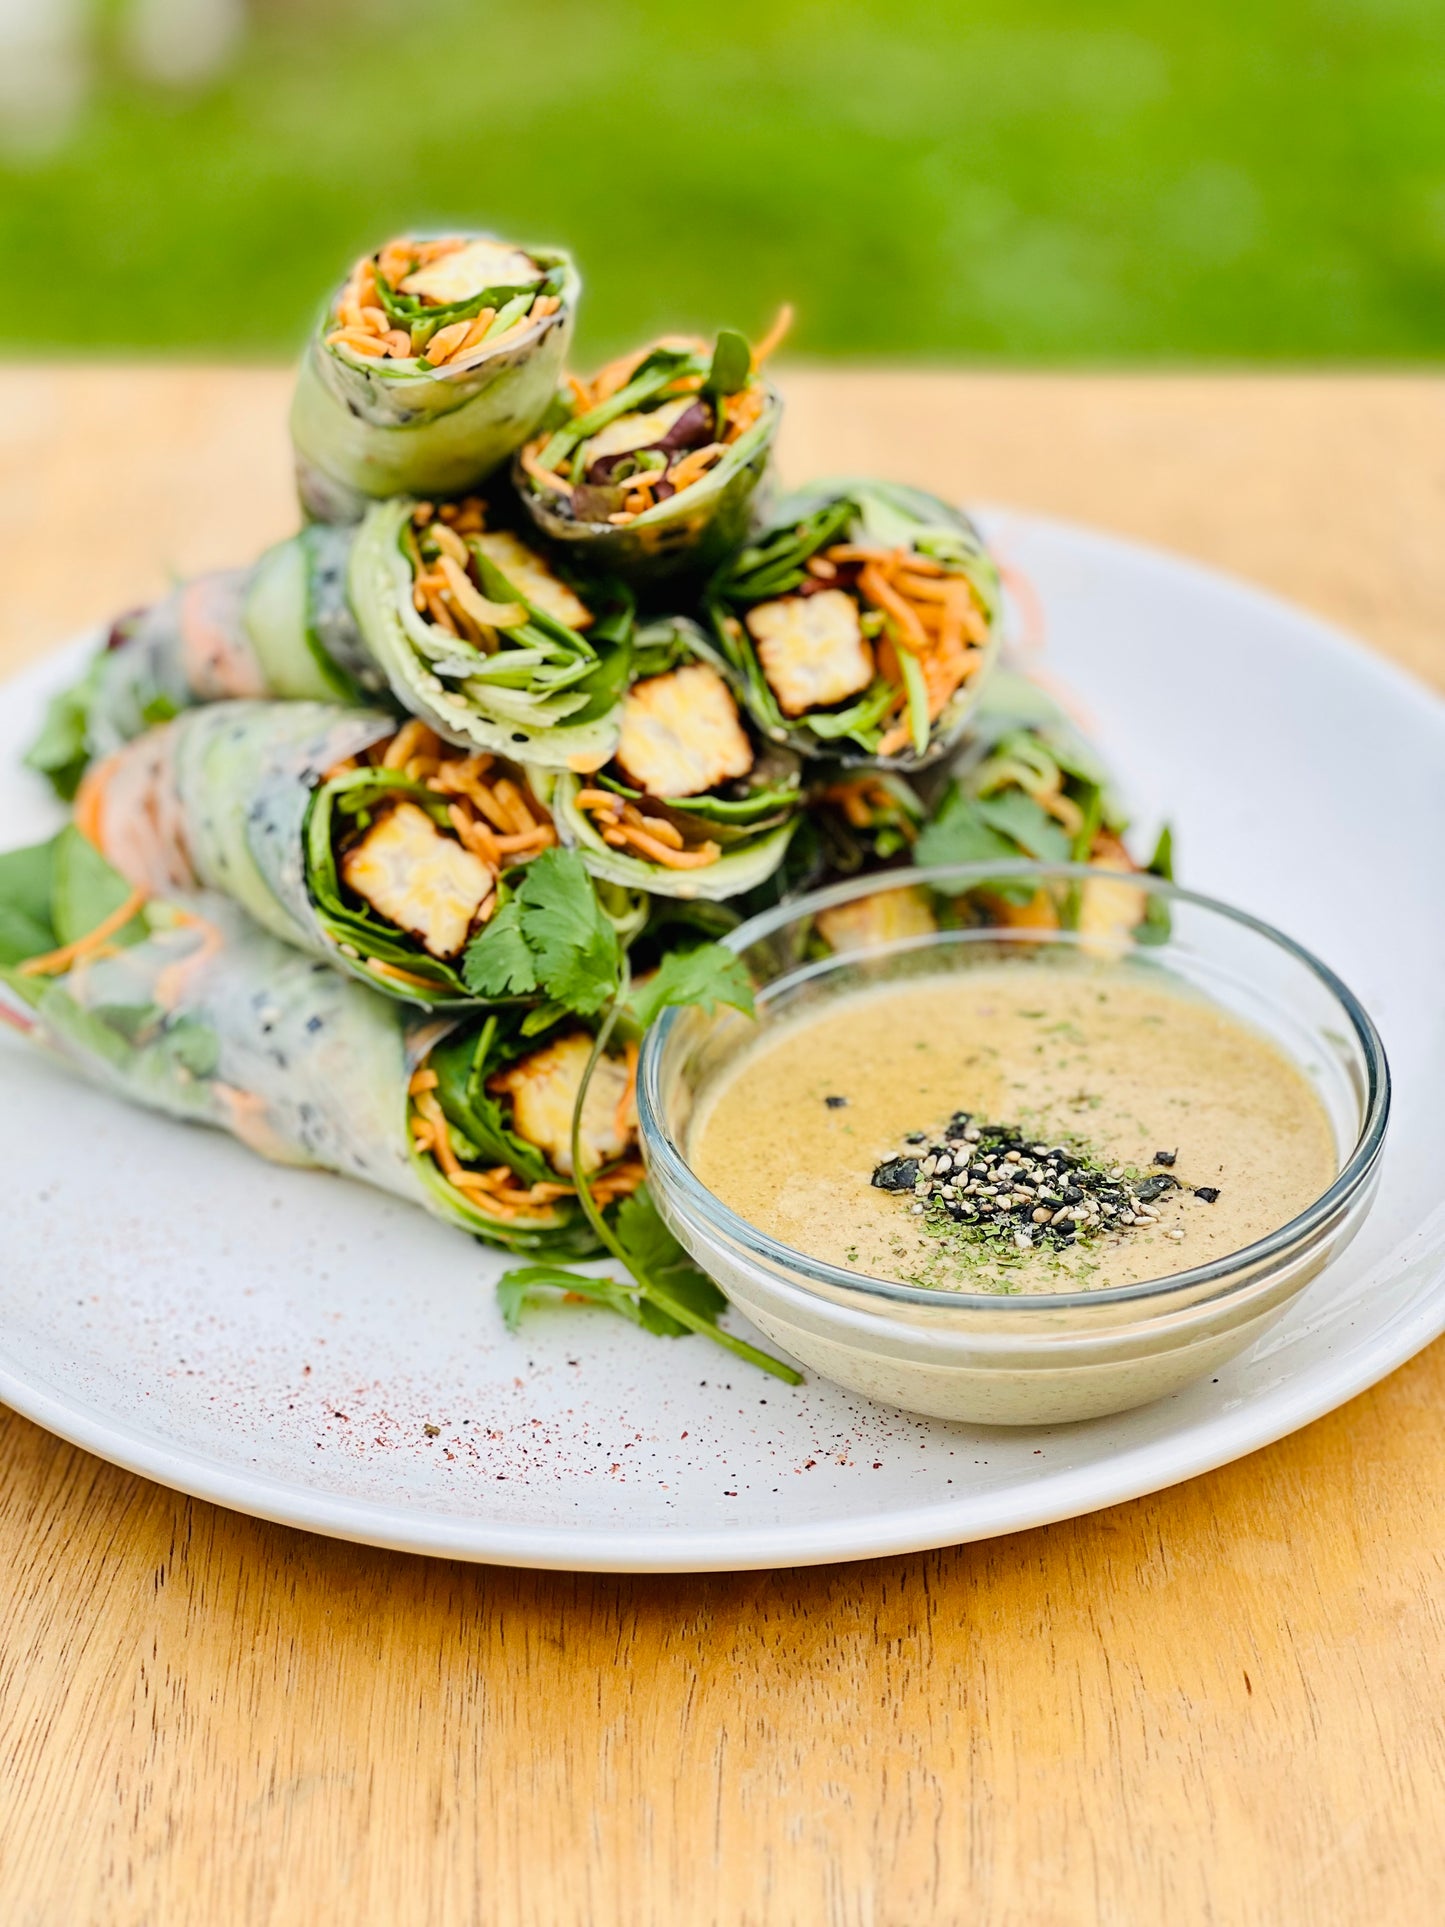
2 509 1444 1572
1 1205 1443 1569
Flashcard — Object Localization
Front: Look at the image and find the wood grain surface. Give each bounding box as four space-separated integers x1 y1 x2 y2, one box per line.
1 368 1443 1926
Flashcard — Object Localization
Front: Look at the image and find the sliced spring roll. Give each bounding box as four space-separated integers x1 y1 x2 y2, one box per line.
75 702 568 1004
349 494 632 769
0 840 640 1256
534 619 802 901
26 497 634 798
801 769 927 884
291 232 579 523
514 318 786 581
775 671 1170 954
706 478 1002 767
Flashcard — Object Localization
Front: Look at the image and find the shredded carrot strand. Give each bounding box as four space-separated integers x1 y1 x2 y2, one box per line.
18 890 148 978
751 303 794 367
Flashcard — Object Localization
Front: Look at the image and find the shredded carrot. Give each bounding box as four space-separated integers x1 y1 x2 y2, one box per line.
667 442 724 492
447 802 504 868
413 1090 463 1177
493 825 555 856
383 719 435 769
721 384 766 442
18 889 148 978
601 825 722 868
424 319 474 363
366 958 449 993
520 442 573 496
409 1067 439 1094
751 303 794 367
491 778 537 835
579 791 721 870
859 561 929 654
620 803 683 849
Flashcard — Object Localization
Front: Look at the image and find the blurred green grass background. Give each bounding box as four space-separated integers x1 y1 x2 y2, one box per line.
5 0 1445 361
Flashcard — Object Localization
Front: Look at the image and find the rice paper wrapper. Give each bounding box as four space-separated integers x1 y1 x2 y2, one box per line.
9 892 600 1248
516 383 781 584
72 526 382 767
80 701 395 980
291 248 580 523
13 894 428 1197
81 572 265 761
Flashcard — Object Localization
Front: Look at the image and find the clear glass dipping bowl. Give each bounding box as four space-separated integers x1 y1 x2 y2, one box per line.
637 863 1390 1425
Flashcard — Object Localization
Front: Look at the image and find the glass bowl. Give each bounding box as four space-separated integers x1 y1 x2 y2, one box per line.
637 862 1390 1425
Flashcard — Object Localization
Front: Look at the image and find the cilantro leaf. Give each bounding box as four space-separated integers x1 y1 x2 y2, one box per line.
461 848 620 1013
461 898 540 997
625 944 754 1033
497 1183 800 1379
611 1190 729 1335
516 848 621 1014
497 1264 646 1333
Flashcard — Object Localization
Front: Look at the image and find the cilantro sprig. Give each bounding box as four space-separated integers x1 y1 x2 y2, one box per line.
473 848 801 1383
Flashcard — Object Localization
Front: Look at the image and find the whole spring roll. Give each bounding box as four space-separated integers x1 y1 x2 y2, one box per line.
706 478 1002 768
27 497 633 797
514 320 785 582
291 232 580 523
76 702 571 1005
0 840 641 1256
534 618 803 901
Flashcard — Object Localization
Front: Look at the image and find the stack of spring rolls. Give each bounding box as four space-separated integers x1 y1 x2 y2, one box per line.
4 227 1171 1327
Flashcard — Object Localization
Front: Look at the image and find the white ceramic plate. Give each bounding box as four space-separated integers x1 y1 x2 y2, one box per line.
3 513 1443 1573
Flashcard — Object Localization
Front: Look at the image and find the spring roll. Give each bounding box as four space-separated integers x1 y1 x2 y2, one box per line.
809 671 1171 952
706 478 1002 768
0 837 640 1256
349 495 632 769
26 497 633 797
534 618 803 901
515 322 783 582
291 232 579 523
75 701 572 1005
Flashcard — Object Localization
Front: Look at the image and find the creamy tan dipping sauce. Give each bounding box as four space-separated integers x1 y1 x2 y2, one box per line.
688 964 1338 1293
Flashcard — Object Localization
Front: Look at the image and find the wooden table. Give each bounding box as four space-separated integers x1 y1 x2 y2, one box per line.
2 369 1443 1925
